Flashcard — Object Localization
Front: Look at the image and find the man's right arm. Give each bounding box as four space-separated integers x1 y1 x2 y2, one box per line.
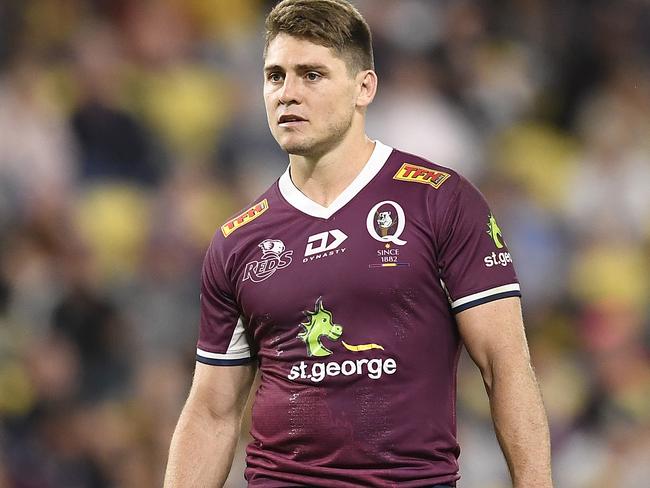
164 361 257 487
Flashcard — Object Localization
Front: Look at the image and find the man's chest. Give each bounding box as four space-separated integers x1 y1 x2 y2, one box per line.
227 199 449 354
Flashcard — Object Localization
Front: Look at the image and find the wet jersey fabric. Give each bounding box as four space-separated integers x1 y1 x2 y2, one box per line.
197 141 520 487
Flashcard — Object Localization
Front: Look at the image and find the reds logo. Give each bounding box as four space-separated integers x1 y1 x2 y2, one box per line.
260 239 285 254
243 239 293 283
393 163 451 189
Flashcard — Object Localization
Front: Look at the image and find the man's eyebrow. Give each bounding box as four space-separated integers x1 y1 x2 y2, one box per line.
264 63 329 73
294 63 329 72
264 64 284 73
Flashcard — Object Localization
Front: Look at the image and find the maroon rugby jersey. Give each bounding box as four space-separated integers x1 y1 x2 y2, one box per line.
197 141 520 487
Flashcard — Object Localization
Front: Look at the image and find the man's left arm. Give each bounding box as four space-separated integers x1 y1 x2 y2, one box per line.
456 296 553 488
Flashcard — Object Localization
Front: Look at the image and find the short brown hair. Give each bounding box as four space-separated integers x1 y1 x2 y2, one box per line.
264 0 374 73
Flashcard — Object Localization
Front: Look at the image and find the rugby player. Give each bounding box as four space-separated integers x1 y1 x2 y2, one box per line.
165 1 553 486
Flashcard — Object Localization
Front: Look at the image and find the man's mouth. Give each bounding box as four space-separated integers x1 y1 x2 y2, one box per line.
278 114 307 126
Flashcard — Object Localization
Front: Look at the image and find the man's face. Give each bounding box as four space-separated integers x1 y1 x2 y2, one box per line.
263 34 360 157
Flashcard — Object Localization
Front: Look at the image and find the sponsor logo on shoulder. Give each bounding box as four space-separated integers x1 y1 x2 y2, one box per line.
303 229 348 262
221 199 269 237
243 239 293 282
483 213 512 267
484 251 513 267
393 163 451 189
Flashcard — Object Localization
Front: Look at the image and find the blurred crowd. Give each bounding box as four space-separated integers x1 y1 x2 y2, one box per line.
0 0 649 487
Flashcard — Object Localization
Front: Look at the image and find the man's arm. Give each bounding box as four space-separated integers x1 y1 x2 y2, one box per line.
164 361 256 487
456 297 553 487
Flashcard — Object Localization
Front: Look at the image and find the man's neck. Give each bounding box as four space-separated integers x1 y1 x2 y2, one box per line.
288 133 376 208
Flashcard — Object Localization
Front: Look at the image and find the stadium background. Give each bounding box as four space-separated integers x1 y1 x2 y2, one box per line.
0 0 649 486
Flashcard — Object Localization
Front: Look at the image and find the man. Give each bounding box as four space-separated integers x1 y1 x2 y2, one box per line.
164 1 553 486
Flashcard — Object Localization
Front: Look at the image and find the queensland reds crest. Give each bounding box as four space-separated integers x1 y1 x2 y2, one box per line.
366 201 407 246
243 239 293 282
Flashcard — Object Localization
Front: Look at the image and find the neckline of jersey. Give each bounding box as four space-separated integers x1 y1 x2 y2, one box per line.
277 140 394 219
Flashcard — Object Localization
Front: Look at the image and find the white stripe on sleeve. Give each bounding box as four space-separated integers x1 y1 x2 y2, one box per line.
451 283 521 310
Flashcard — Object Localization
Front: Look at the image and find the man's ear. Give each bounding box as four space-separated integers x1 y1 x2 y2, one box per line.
356 70 378 108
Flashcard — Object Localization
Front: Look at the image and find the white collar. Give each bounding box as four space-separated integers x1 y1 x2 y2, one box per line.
278 140 393 219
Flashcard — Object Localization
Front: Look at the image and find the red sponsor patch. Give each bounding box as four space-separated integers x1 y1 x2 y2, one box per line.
393 163 451 189
221 199 269 237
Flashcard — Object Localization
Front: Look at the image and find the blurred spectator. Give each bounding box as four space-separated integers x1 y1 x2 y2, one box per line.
74 183 152 281
70 23 161 185
5 400 110 488
213 80 288 199
52 284 131 402
564 62 650 242
119 0 234 162
368 54 483 181
0 54 78 221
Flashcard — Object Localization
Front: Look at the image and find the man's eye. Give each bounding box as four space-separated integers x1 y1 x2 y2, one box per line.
306 72 321 81
268 73 283 82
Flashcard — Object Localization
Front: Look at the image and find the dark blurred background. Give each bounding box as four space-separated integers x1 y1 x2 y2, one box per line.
0 0 649 486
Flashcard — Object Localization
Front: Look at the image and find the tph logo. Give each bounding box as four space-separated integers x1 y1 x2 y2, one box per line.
304 229 348 259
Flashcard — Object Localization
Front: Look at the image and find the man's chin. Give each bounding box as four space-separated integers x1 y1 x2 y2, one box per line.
276 132 339 158
278 139 315 156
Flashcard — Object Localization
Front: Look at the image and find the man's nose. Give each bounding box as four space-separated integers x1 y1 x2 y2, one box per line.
279 75 301 105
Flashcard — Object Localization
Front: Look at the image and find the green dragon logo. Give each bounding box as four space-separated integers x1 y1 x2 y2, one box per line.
297 298 384 357
487 213 505 249
298 298 343 357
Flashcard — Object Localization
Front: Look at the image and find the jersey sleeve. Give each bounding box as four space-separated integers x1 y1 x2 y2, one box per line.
196 235 255 366
435 176 521 314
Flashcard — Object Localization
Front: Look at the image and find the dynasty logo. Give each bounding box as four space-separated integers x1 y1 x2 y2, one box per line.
242 239 293 282
303 229 348 262
393 163 451 189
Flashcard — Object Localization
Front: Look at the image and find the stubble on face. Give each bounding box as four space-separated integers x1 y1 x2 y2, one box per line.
279 102 355 158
